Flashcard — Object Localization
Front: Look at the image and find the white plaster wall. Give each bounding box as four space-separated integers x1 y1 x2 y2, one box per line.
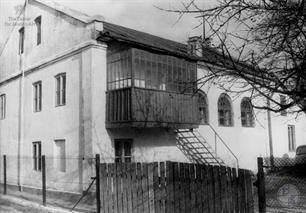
21 53 81 192
0 80 21 185
197 66 306 170
0 1 92 81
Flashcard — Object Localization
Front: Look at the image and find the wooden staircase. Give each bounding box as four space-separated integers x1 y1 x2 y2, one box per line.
174 129 225 166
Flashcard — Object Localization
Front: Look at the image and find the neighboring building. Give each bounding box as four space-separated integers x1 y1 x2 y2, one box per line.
0 0 305 193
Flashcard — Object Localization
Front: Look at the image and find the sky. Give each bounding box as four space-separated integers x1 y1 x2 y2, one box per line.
0 0 216 51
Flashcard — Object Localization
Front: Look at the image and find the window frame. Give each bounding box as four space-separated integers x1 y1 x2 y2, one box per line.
54 139 66 172
280 95 287 116
19 27 25 54
0 94 6 120
240 97 254 127
198 91 209 125
114 139 133 163
35 16 42 45
55 73 66 107
288 125 296 152
32 141 42 172
33 81 42 112
218 93 234 127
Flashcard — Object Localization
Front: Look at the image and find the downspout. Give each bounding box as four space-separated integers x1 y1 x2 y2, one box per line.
17 0 28 191
267 98 274 168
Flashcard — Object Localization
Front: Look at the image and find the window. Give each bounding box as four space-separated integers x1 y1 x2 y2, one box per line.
198 91 209 125
114 139 132 163
54 140 66 172
0 94 6 120
35 16 41 45
19 27 24 54
280 95 287 116
241 97 254 127
33 142 42 171
288 125 296 152
55 73 66 106
218 93 233 126
33 81 42 112
107 49 197 93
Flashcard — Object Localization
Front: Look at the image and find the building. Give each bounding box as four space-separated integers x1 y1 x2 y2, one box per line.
0 0 306 193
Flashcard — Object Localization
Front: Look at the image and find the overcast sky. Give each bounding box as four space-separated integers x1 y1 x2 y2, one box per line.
0 0 216 51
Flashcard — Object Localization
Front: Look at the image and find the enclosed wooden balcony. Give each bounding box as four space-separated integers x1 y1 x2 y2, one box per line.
106 46 200 128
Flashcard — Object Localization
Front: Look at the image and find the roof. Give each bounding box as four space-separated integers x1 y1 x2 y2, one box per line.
100 22 232 66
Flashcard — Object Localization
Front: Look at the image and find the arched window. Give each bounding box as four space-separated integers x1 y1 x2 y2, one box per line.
241 97 254 127
218 93 233 126
198 91 209 125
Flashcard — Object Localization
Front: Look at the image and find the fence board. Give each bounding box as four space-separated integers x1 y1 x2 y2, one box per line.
207 165 214 213
160 162 166 213
227 167 234 213
190 164 196 212
148 163 155 213
184 163 191 212
136 163 143 213
153 162 160 213
100 164 107 213
179 163 185 213
131 163 137 213
246 170 254 213
126 163 133 213
98 162 253 213
173 163 180 212
165 162 174 213
142 163 150 213
213 166 221 213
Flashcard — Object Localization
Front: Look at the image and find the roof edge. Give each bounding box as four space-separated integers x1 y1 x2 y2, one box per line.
30 0 105 24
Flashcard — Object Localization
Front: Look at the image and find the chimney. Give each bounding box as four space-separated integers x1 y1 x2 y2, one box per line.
187 36 203 57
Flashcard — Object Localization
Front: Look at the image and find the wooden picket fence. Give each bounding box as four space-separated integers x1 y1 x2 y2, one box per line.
99 162 254 213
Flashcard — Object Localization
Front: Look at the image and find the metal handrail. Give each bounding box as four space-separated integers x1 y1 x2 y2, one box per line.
207 124 239 168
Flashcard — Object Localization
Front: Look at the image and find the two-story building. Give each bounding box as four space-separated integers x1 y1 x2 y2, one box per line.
0 0 305 193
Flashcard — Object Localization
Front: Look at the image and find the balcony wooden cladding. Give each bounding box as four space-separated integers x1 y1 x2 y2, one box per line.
106 88 199 128
106 46 199 128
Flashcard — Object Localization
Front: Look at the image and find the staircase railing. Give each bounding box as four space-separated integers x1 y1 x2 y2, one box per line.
206 124 239 168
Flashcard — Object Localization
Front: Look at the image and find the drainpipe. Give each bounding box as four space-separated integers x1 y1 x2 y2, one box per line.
17 0 28 191
267 98 274 168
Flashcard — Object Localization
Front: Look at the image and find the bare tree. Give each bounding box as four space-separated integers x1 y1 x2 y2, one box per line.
161 0 306 114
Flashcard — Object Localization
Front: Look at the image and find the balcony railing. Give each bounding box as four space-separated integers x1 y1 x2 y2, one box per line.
106 87 199 128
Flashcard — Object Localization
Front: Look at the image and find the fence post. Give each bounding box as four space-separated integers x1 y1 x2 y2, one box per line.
95 154 101 213
42 155 46 206
257 157 266 213
3 155 7 195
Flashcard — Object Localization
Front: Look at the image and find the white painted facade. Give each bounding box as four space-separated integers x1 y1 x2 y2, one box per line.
0 0 305 193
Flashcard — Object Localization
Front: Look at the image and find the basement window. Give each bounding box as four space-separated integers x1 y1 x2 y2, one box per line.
114 139 132 163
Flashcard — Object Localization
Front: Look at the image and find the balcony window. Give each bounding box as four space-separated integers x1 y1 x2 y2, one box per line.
133 49 196 93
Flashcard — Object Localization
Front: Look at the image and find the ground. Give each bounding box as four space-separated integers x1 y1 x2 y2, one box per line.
0 195 73 213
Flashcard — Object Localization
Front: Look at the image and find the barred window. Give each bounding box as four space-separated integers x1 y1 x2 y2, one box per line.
241 97 254 127
218 93 233 126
